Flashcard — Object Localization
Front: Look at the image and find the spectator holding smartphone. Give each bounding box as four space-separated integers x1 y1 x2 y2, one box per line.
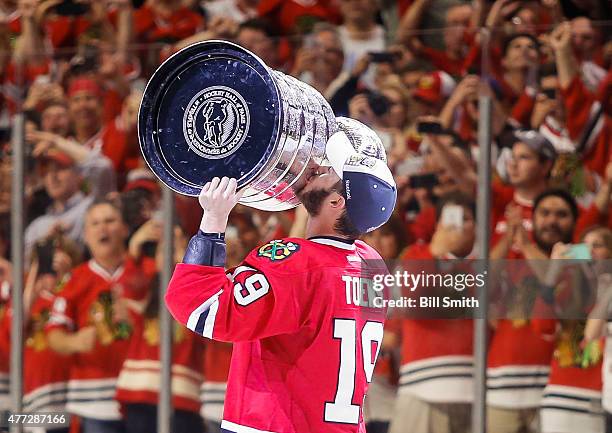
390 192 477 433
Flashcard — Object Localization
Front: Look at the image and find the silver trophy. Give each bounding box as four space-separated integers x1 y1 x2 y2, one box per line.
139 40 338 211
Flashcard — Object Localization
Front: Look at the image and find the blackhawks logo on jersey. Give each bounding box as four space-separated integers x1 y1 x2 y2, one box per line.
257 240 300 262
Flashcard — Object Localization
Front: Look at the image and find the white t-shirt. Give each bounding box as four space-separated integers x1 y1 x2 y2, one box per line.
601 274 612 412
338 25 386 89
202 0 257 23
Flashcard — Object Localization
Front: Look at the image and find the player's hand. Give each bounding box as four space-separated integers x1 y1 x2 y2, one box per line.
199 177 243 233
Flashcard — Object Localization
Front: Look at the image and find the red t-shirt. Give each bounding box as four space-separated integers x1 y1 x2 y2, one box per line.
132 6 204 43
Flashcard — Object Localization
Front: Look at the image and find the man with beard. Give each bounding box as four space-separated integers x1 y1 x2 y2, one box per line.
531 189 577 255
165 120 396 433
486 188 578 433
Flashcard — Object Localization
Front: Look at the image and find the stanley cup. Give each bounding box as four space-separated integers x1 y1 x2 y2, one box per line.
138 40 339 211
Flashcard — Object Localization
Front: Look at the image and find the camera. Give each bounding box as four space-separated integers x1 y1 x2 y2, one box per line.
365 91 390 117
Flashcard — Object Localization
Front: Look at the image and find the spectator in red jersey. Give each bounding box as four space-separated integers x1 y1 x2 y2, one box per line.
396 0 473 76
100 89 143 185
16 232 83 433
116 224 204 433
439 74 509 144
67 77 105 149
527 190 605 433
390 191 477 433
412 71 456 118
46 199 157 433
235 18 282 69
497 34 540 107
550 22 610 178
394 128 476 245
65 76 135 181
491 130 557 249
570 17 606 89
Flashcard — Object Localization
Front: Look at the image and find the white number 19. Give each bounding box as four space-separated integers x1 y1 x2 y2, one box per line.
324 319 384 424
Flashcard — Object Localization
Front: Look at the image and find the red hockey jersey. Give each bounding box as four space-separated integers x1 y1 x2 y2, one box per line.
166 236 387 433
115 315 204 413
46 257 156 420
397 243 474 404
23 283 73 413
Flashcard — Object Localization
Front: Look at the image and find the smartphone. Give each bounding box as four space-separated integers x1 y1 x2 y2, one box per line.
542 88 556 99
417 121 445 135
54 0 90 16
395 156 424 177
567 244 591 260
440 204 464 229
409 173 439 189
368 51 398 63
36 240 55 276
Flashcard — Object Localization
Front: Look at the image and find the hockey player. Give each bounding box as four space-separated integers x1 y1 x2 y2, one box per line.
165 120 397 433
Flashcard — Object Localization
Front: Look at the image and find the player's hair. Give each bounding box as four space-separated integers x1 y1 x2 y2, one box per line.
332 180 361 238
238 18 277 38
533 188 578 221
86 198 126 223
502 33 540 57
312 22 341 38
581 226 612 254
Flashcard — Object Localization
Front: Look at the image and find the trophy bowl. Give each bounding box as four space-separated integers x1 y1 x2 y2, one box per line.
139 40 338 211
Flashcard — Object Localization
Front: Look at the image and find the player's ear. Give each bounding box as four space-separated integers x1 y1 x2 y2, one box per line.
328 191 345 209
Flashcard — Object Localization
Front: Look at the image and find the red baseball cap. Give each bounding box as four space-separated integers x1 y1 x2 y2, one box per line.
413 71 456 105
39 149 75 168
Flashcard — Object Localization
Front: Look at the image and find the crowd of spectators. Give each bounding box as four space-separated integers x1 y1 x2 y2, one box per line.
0 0 610 432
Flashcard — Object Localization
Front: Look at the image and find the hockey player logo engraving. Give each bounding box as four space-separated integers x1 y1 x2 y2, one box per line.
203 100 228 148
183 86 250 160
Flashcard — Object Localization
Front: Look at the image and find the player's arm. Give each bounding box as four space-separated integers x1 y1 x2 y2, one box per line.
165 177 310 342
166 252 310 342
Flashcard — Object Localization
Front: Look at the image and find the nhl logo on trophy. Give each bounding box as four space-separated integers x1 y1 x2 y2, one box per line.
138 40 338 211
